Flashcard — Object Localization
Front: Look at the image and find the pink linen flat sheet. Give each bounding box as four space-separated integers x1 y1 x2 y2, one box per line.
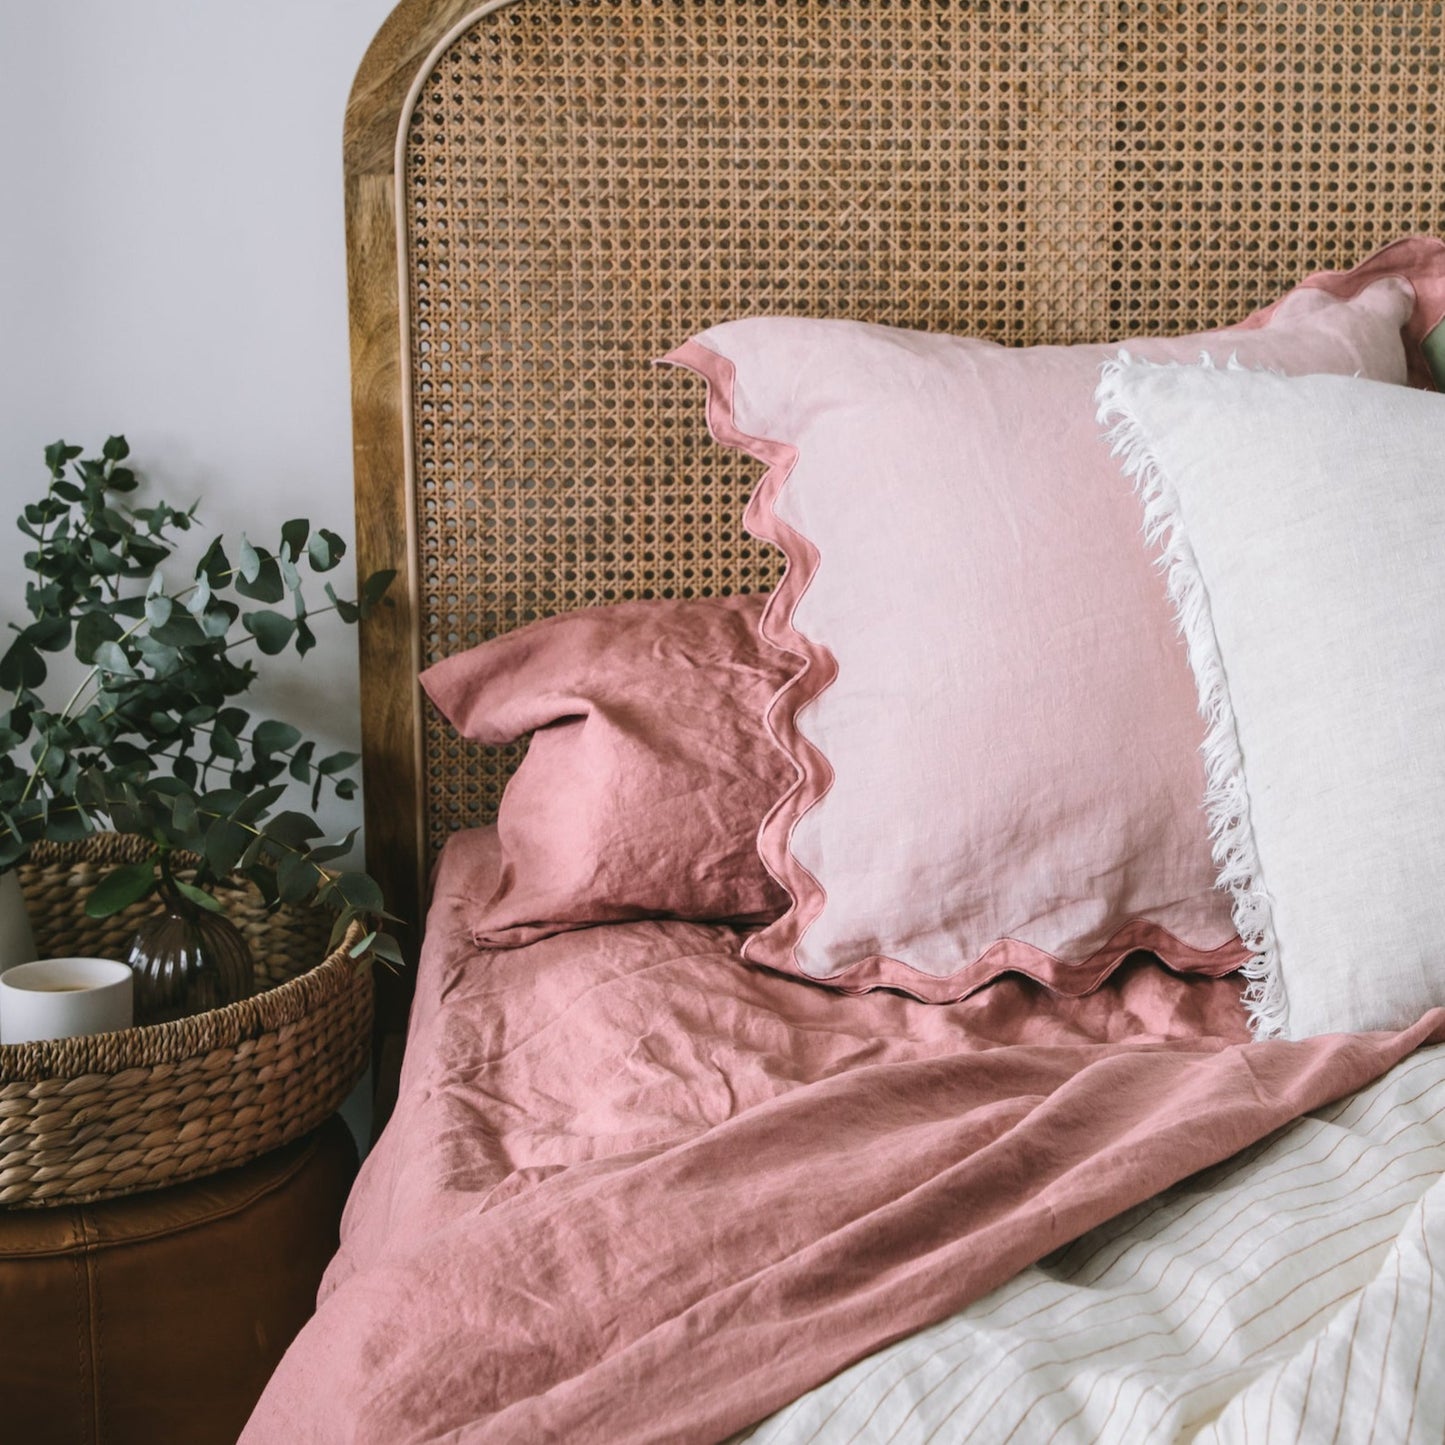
243 829 1445 1444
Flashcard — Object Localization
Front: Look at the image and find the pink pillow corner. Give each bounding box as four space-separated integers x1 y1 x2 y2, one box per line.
660 236 1445 1007
421 594 796 947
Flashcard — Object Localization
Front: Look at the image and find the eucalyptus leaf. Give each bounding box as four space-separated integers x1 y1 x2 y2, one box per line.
253 720 301 756
238 832 266 871
369 934 406 968
242 610 295 655
134 636 180 673
150 613 207 648
231 783 286 824
261 810 325 850
325 910 350 952
323 583 360 625
209 726 243 762
306 828 358 866
199 788 247 816
127 537 168 569
307 529 345 572
44 441 81 475
88 538 123 575
174 879 225 913
280 518 310 556
360 569 397 611
331 871 384 914
171 792 199 835
92 640 136 677
44 806 92 843
245 865 281 908
277 849 317 905
200 604 233 638
84 860 156 918
74 610 122 663
104 738 149 765
197 537 229 586
26 617 71 653
279 551 301 594
235 556 284 604
203 816 250 876
0 640 45 691
237 537 261 584
1423 322 1445 391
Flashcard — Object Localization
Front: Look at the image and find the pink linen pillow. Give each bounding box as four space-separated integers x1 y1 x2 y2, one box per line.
664 237 1445 1003
420 594 793 945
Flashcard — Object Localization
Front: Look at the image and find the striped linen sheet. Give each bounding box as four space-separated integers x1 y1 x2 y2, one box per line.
741 1042 1445 1444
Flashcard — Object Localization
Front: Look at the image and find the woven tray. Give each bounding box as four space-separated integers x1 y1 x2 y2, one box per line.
0 835 373 1209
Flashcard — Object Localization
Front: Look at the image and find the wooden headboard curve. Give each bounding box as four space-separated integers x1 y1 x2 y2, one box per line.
345 0 1445 1100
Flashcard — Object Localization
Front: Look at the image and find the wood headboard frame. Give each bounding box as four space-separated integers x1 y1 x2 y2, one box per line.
345 0 1445 1114
347 0 481 1115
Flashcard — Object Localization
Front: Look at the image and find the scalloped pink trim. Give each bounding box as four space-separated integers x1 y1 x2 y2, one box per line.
758 921 1249 1002
659 236 1445 1004
662 340 1249 1003
661 338 833 964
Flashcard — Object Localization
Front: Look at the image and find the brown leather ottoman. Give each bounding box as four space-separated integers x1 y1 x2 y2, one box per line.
0 1115 357 1445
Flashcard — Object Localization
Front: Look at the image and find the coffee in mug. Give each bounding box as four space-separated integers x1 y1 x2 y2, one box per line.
0 958 134 1044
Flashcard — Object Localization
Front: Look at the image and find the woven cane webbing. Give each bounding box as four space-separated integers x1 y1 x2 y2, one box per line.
398 0 1444 868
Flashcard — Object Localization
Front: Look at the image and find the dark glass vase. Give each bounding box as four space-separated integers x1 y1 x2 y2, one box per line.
127 869 254 1026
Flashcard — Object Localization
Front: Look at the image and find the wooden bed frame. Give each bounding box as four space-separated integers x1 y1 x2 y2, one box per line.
344 0 1445 1113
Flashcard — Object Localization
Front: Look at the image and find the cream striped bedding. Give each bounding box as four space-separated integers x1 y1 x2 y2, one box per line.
741 1042 1445 1444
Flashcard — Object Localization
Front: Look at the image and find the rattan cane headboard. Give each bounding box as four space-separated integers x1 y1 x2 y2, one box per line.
345 0 1445 1091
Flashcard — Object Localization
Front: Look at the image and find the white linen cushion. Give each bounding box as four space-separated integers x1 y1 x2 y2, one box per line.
1097 361 1445 1038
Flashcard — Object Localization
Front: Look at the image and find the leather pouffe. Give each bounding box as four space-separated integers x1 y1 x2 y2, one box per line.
0 1115 357 1445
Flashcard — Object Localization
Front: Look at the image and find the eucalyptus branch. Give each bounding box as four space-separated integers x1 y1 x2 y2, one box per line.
0 435 400 968
19 609 153 803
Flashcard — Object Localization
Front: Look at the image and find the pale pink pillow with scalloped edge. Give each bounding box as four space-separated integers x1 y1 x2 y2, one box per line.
421 594 793 946
664 237 1445 1002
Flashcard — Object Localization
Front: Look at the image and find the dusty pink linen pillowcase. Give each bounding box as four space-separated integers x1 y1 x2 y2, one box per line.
420 594 793 946
664 236 1445 1003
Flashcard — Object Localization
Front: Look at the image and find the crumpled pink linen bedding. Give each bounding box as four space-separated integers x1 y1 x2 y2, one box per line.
243 828 1445 1445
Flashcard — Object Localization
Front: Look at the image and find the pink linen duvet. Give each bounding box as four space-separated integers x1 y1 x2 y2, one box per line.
242 830 1445 1444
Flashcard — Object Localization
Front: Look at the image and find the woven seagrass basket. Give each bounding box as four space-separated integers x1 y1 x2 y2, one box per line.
0 835 373 1209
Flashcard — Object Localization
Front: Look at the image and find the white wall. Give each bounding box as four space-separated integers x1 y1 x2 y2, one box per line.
0 0 400 858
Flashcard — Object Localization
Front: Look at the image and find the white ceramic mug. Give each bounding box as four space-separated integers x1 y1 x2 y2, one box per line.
0 957 133 1045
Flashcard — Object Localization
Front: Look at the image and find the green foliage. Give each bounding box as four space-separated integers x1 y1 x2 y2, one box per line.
1423 322 1445 392
1 436 402 968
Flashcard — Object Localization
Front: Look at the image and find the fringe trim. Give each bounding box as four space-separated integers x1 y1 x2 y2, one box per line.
1095 351 1288 1039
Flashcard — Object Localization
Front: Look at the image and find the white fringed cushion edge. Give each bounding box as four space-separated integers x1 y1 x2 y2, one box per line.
1097 353 1287 1037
